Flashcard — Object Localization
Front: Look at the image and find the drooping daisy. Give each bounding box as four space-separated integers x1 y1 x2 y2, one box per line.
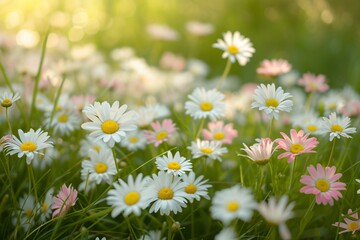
210 185 257 225
52 184 78 218
81 149 117 185
182 171 211 203
239 138 275 165
38 188 54 221
212 31 255 66
145 171 187 216
275 129 319 163
81 101 138 148
332 209 360 234
44 110 80 136
143 119 177 147
319 112 357 141
298 73 329 93
215 227 237 240
188 139 228 162
155 151 192 176
201 121 238 144
258 195 295 240
0 91 21 108
251 84 293 119
256 59 292 78
120 130 147 151
107 174 150 217
300 164 346 206
4 128 53 164
185 88 225 121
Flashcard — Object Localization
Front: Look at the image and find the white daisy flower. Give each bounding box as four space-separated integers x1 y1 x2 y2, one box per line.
81 101 138 148
252 84 293 120
79 136 110 157
213 31 255 66
4 128 53 164
81 149 117 185
145 171 187 216
38 188 54 221
0 92 21 108
258 195 295 240
319 112 357 141
210 185 257 225
155 151 192 176
291 112 322 135
188 139 228 162
120 130 147 151
185 88 225 121
107 174 150 217
182 171 211 203
31 147 59 170
215 227 237 240
138 230 165 240
12 194 36 232
44 110 80 136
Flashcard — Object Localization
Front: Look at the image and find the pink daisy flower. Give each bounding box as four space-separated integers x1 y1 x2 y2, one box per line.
144 119 177 147
239 138 275 165
52 184 78 218
256 59 292 78
201 121 238 144
298 73 329 93
275 129 319 163
332 209 360 234
300 164 346 206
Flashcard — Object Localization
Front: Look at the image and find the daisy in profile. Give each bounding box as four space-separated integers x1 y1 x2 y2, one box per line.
185 88 225 121
211 185 257 225
107 174 150 217
332 209 360 234
300 164 346 206
45 110 80 136
256 59 292 78
188 139 228 162
215 227 237 240
81 101 138 148
81 149 117 185
120 130 147 151
239 138 275 165
0 91 20 108
275 129 319 163
251 84 293 120
319 112 357 141
143 119 177 147
258 195 295 240
298 73 329 93
4 128 53 164
145 171 187 216
52 184 78 218
182 171 211 203
202 121 238 144
213 31 255 66
155 151 192 176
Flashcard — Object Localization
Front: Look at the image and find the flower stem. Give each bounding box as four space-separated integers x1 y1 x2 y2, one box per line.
112 148 120 176
195 118 205 140
27 164 38 203
48 75 67 129
327 138 336 166
256 166 265 199
216 59 232 89
268 117 274 138
5 108 12 135
288 160 296 191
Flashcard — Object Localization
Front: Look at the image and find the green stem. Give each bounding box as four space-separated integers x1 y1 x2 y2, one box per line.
216 59 232 89
195 118 205 140
112 148 120 176
327 138 336 166
288 160 296 191
29 30 50 124
48 75 66 128
268 118 274 138
27 164 38 204
305 92 314 111
256 166 265 199
5 108 12 135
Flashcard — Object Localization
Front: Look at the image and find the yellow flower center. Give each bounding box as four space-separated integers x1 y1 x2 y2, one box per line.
201 147 213 154
315 179 330 192
24 209 33 218
20 142 37 152
348 221 359 231
307 125 317 132
227 45 239 55
158 187 174 200
124 191 140 206
92 145 101 152
101 120 119 134
57 114 68 123
95 162 108 173
328 103 336 110
184 184 197 194
266 98 279 108
156 131 168 141
226 201 239 212
41 203 48 214
167 161 181 170
200 102 213 111
214 132 225 140
1 98 12 107
129 136 139 143
290 143 304 154
331 124 343 132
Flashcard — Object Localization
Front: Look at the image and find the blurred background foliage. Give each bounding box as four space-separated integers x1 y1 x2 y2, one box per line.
0 0 359 90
